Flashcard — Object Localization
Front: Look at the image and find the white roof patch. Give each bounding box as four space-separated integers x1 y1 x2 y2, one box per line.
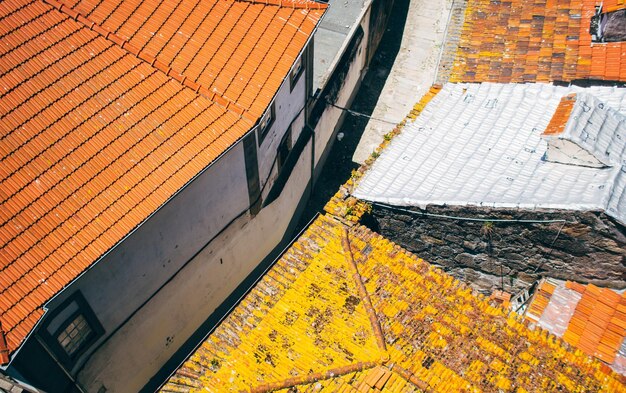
352 83 626 225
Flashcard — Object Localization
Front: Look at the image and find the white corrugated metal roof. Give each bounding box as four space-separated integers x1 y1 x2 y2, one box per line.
543 93 626 168
352 83 626 224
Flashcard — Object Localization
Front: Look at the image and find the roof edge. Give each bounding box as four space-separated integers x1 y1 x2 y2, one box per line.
0 321 9 365
233 0 328 10
43 0 257 123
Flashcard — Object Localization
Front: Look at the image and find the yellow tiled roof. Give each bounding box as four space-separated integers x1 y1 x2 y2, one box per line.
161 214 625 392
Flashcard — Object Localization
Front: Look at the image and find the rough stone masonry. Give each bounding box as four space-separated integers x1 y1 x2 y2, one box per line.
363 205 626 294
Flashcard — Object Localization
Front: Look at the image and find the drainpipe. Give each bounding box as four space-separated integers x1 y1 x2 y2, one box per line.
305 122 316 198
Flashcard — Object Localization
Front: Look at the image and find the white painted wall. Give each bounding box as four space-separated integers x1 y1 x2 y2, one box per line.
42 143 249 376
76 140 313 393
313 8 371 175
261 109 306 201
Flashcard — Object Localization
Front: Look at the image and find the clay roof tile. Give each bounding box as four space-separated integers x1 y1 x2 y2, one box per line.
450 0 626 82
0 0 325 363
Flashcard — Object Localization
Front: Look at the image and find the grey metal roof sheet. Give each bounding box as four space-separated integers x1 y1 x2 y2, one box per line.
353 83 626 225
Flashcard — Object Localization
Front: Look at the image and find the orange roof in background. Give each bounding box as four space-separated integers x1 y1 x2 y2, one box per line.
524 280 557 323
525 280 626 373
562 282 626 365
161 214 625 392
53 0 324 118
451 0 626 83
0 0 325 362
605 0 626 12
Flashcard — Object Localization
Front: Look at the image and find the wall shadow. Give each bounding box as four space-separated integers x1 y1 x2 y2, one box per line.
297 0 411 229
142 1 411 390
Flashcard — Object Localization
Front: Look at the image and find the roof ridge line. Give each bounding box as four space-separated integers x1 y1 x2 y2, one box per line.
542 92 626 170
42 0 257 124
249 361 379 393
341 228 388 353
233 0 328 10
602 161 625 217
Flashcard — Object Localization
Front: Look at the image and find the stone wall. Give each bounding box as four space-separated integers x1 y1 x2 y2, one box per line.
363 205 626 294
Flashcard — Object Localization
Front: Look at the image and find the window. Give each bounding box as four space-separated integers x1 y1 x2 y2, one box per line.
57 314 93 357
41 292 104 365
289 55 304 91
262 125 312 207
257 104 275 145
277 126 293 172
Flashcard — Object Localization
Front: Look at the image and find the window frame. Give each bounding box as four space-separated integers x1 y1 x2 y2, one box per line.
289 55 304 91
39 292 104 366
276 125 293 173
257 103 276 145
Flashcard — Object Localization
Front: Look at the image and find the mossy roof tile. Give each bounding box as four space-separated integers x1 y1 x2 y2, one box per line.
161 215 625 392
450 0 626 83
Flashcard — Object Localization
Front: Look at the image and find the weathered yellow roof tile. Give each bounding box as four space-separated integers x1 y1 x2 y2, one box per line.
161 214 625 392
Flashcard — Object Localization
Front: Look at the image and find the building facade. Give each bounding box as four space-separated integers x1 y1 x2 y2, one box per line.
0 1 326 391
1 0 398 391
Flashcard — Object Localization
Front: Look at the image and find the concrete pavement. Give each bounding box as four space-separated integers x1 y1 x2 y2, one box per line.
352 0 455 163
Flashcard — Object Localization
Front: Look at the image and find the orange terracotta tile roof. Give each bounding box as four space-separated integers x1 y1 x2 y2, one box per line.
160 214 625 392
450 0 626 83
543 94 578 136
525 280 626 374
0 0 325 363
525 280 558 324
562 283 626 365
605 0 626 12
50 0 325 118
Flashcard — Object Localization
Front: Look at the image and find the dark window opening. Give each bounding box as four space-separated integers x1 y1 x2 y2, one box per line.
277 126 293 173
591 8 626 42
40 292 104 366
263 125 312 207
257 104 275 145
289 55 304 91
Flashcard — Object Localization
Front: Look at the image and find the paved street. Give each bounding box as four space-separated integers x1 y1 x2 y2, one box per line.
300 0 454 227
352 0 454 163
